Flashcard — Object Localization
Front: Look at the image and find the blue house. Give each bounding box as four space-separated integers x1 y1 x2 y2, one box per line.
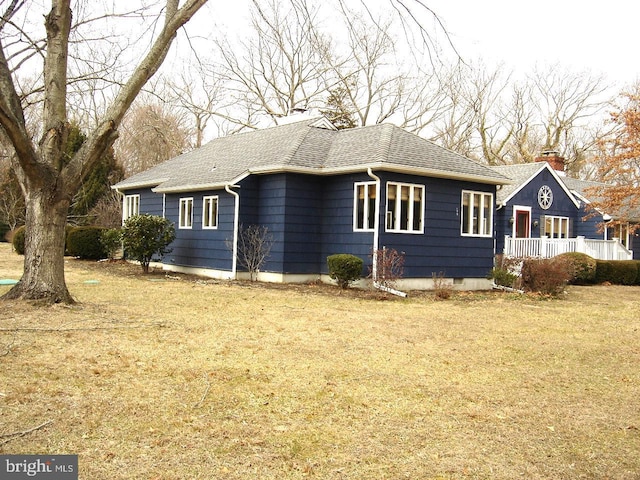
113 116 509 290
492 152 635 260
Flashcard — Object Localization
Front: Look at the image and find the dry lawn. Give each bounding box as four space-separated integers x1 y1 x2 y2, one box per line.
0 242 639 479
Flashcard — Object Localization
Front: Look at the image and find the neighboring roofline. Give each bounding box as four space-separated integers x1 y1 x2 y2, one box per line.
498 162 580 209
570 189 592 205
150 163 510 194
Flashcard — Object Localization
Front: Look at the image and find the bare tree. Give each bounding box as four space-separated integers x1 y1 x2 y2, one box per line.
227 224 274 281
211 0 331 130
116 97 191 176
431 61 612 171
0 0 207 304
165 71 224 148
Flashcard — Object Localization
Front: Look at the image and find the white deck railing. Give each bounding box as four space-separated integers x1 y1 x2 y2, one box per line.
504 236 633 261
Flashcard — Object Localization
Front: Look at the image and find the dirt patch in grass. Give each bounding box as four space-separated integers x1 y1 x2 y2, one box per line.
1 243 639 479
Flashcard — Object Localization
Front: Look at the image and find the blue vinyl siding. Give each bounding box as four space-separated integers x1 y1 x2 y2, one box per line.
163 190 235 271
495 170 583 254
573 206 604 239
321 173 376 276
376 173 495 279
124 188 163 217
124 171 499 280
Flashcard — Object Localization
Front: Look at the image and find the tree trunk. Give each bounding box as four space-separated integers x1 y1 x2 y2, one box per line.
0 0 208 305
2 187 73 304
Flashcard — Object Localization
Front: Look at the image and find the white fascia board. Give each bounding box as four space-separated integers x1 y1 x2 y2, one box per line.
113 179 166 191
248 162 511 185
499 164 547 206
547 166 581 209
152 162 510 193
499 163 581 208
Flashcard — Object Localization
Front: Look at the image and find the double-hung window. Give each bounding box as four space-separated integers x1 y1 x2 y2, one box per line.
202 196 218 229
386 182 424 233
179 197 193 229
354 182 377 231
123 194 139 221
461 191 493 237
543 215 569 238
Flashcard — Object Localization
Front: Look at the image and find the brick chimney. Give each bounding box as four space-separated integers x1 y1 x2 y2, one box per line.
535 150 565 173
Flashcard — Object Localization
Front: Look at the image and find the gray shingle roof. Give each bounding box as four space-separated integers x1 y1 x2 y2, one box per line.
113 117 509 193
491 163 547 204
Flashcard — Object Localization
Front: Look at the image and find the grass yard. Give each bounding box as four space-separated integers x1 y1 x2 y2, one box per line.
1 242 639 479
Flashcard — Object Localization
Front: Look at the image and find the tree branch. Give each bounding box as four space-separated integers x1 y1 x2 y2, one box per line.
0 420 53 446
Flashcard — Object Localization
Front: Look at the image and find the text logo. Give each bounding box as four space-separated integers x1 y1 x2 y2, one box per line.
1 456 77 479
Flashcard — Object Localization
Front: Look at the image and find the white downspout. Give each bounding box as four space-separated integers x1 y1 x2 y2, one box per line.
367 168 407 298
367 168 381 280
112 186 125 225
225 184 240 280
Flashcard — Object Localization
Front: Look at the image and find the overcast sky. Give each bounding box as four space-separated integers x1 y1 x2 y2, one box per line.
431 0 639 87
203 0 638 90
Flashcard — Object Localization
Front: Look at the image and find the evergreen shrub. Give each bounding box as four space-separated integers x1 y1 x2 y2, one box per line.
66 226 108 260
0 223 9 242
595 260 638 285
12 226 26 254
556 252 597 284
100 228 122 260
327 253 363 289
121 214 175 273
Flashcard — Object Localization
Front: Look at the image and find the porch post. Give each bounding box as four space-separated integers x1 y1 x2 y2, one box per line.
504 235 511 256
540 235 548 258
576 236 585 254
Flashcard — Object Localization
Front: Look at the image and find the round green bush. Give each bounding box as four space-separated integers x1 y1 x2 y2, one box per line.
327 253 363 289
66 226 108 260
556 252 597 285
121 214 175 273
12 225 26 254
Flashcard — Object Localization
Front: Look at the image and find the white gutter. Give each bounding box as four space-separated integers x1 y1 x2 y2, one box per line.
225 184 240 280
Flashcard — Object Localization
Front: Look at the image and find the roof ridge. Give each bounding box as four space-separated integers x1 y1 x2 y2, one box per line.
284 122 333 166
377 123 395 163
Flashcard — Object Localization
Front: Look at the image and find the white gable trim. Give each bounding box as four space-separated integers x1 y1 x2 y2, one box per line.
499 162 580 209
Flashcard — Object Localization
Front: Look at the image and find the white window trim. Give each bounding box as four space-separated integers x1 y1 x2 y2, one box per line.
543 215 569 239
385 182 425 234
179 197 193 229
353 182 376 232
123 194 140 222
202 195 219 230
461 190 494 237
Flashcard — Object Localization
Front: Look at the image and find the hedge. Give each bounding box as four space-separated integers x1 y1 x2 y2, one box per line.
594 260 639 285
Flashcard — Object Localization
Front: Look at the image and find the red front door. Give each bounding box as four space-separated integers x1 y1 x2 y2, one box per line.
515 210 530 238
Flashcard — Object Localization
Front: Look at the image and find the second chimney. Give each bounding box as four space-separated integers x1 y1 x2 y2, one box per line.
535 150 565 173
